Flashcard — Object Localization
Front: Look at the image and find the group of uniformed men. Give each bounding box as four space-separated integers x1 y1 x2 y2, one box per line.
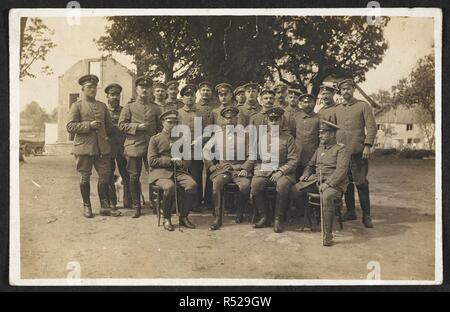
67 73 377 246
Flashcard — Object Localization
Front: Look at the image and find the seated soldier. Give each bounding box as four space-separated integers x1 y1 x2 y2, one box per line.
203 106 254 230
147 110 197 231
290 120 350 246
251 106 297 233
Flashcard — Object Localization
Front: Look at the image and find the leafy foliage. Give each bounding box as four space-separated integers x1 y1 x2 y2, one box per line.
20 18 57 80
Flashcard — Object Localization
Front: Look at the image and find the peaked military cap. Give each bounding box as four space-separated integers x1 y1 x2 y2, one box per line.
287 88 303 96
234 86 246 96
104 83 122 94
259 88 275 97
215 83 233 93
243 82 260 91
135 76 152 87
78 74 99 86
180 84 198 96
274 83 288 92
198 81 213 89
220 106 239 118
337 78 355 89
159 109 179 121
319 83 339 93
299 93 316 103
266 107 285 120
319 119 340 132
153 82 168 89
166 80 179 88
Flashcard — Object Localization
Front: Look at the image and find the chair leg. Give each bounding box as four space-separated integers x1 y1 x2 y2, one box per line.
156 191 161 227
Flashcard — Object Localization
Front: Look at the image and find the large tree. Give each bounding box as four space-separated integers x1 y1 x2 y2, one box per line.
20 18 57 80
20 101 49 136
96 16 201 81
392 54 435 123
271 16 390 95
96 16 389 90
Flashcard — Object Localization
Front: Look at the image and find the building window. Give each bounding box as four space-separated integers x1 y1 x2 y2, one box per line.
407 138 413 144
406 124 413 131
377 124 381 130
414 138 421 143
88 60 102 85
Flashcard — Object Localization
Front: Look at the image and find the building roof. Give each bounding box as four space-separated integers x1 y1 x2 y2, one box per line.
375 105 432 124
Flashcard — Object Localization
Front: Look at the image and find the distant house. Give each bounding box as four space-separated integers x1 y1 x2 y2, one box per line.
46 57 136 155
374 105 434 150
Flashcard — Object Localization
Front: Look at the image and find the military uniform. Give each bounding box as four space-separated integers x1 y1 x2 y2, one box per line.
238 101 262 127
317 102 337 122
249 108 291 135
165 80 184 111
290 120 350 246
118 77 162 217
148 110 197 231
251 107 297 233
334 79 377 226
104 83 132 209
66 74 116 218
234 86 247 108
204 107 254 230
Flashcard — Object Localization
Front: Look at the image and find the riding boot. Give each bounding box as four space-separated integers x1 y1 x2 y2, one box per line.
130 180 141 218
108 181 117 210
99 182 120 216
235 193 245 224
80 182 93 218
122 178 132 209
162 201 174 231
358 185 373 228
180 193 196 229
322 207 334 247
253 195 269 228
273 193 287 233
343 182 357 221
210 201 222 231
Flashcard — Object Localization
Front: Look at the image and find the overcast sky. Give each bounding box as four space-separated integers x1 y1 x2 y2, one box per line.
18 16 435 113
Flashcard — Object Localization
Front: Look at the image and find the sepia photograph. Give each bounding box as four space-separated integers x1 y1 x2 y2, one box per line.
9 7 442 286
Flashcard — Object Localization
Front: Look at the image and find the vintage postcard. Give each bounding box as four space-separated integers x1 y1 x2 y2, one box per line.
9 7 442 286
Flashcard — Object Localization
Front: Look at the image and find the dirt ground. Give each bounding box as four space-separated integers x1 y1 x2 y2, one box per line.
17 155 436 282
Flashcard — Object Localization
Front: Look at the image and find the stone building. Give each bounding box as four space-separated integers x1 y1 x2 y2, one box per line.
46 57 135 155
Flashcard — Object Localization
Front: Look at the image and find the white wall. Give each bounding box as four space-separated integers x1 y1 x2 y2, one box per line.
375 123 432 150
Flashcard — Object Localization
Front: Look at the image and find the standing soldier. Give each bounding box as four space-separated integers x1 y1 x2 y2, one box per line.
204 106 254 230
148 110 197 231
178 84 204 211
290 120 350 246
153 82 168 110
250 89 291 135
284 88 302 123
335 78 377 228
119 76 162 218
166 80 184 111
274 83 288 108
66 74 120 218
104 83 132 210
234 86 247 107
212 83 236 128
196 81 217 207
237 82 261 127
251 106 297 233
290 94 320 178
317 83 339 122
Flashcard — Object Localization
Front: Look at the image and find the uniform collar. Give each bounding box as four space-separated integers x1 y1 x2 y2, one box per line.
302 110 315 118
285 105 300 112
342 98 358 106
107 104 121 113
322 101 336 109
245 100 259 109
323 139 337 149
199 98 212 106
182 105 196 112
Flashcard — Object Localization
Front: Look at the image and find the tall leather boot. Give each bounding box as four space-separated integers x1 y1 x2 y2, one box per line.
235 193 245 224
108 181 118 210
162 197 174 231
358 185 373 228
274 193 288 233
180 193 196 229
322 207 334 247
210 201 222 231
253 194 269 228
122 178 132 209
343 182 357 221
80 182 93 218
130 180 141 218
99 182 121 217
